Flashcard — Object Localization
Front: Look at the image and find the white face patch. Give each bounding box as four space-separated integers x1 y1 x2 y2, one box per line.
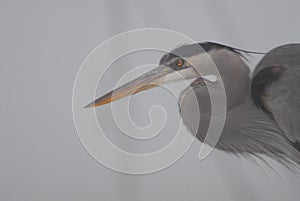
163 67 198 83
202 75 218 83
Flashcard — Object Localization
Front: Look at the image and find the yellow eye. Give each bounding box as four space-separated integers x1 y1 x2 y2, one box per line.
175 59 184 67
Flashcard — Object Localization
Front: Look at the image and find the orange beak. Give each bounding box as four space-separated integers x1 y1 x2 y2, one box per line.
84 64 199 108
84 66 173 108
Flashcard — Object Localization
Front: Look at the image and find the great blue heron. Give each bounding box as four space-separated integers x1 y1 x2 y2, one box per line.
85 42 300 168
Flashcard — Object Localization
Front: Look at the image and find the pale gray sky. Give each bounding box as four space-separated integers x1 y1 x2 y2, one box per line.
1 1 300 200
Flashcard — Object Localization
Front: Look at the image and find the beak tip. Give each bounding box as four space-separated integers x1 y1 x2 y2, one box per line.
84 103 95 108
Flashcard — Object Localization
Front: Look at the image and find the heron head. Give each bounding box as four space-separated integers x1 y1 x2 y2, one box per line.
85 42 250 108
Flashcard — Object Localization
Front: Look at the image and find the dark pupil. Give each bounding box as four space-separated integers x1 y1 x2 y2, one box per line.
176 59 184 67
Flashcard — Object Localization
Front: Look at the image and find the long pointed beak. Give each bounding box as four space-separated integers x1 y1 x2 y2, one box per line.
85 66 197 108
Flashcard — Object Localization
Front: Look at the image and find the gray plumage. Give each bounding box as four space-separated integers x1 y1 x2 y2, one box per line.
88 41 300 169
179 43 300 168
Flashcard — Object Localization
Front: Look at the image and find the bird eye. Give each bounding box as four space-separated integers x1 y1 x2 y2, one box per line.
175 59 184 67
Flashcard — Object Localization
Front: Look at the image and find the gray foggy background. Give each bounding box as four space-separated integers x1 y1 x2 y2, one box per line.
1 0 300 201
